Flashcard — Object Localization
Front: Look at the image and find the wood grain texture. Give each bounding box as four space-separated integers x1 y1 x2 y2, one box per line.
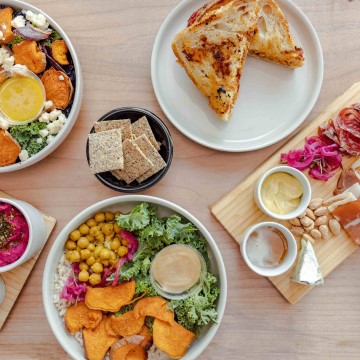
0 0 360 359
212 83 360 304
0 191 56 330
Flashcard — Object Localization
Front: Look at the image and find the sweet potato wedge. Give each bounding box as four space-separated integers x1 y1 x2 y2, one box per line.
52 39 69 65
110 311 145 337
64 302 102 333
0 130 21 167
133 296 174 324
138 326 152 350
0 8 15 44
110 343 146 360
13 40 46 74
41 67 74 109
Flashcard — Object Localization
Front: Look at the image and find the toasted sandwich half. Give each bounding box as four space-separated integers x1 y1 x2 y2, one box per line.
188 0 304 69
172 0 260 121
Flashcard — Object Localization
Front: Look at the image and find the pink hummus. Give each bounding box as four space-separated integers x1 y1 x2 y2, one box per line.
0 202 29 267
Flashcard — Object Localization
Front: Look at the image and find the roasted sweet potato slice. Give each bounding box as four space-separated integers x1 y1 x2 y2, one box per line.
83 316 118 360
153 318 196 359
138 326 152 350
110 311 145 337
85 281 136 312
133 296 174 324
52 39 69 65
64 302 102 333
0 130 21 167
13 40 46 74
110 343 145 360
41 67 74 109
0 8 15 44
125 346 147 360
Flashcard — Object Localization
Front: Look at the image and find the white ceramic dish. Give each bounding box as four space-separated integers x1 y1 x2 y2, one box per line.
0 0 83 173
240 221 297 277
254 165 312 220
42 195 227 360
0 197 46 273
151 0 323 152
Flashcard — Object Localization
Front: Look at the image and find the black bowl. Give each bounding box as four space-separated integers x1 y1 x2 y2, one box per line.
86 107 173 192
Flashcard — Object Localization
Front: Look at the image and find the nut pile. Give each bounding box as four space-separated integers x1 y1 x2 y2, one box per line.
289 198 341 242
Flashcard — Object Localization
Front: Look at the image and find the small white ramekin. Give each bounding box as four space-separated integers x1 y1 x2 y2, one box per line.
240 222 298 277
254 165 312 220
0 198 47 273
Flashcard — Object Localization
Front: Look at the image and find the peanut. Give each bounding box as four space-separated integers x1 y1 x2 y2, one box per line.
314 215 328 227
304 223 315 233
290 226 305 237
314 206 328 217
306 208 316 221
319 224 330 240
309 198 323 210
303 233 315 244
289 218 301 227
300 216 313 227
310 229 322 239
329 219 341 235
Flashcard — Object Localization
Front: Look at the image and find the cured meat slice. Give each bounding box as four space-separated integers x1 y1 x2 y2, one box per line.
337 106 360 138
318 119 340 145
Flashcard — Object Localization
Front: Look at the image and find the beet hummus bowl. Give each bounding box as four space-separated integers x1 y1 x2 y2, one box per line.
0 198 46 272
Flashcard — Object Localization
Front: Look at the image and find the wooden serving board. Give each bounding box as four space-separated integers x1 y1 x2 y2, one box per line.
211 83 360 304
0 191 56 330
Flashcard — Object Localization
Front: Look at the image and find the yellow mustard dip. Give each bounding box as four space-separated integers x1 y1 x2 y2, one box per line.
261 172 303 215
152 244 202 293
0 76 44 123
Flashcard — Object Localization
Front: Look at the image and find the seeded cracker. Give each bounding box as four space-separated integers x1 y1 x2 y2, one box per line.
112 139 153 184
93 119 132 141
135 135 166 183
131 116 160 150
88 129 123 174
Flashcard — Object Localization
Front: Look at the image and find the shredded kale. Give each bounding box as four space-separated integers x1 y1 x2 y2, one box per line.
9 122 47 157
114 303 134 317
8 34 23 46
116 202 219 333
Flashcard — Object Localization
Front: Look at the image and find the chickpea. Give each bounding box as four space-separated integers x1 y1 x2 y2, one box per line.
94 245 104 258
78 270 89 282
98 222 105 230
101 260 109 266
114 211 121 217
65 240 77 250
110 238 120 251
95 232 105 243
79 262 89 271
114 223 121 234
117 246 128 257
94 212 105 223
78 224 90 235
91 262 103 274
105 211 114 221
121 239 129 246
69 250 81 263
102 223 114 235
99 248 110 260
80 249 91 260
65 250 73 261
89 226 100 237
86 234 95 242
86 256 96 266
70 230 81 241
86 218 97 227
109 250 117 262
87 243 95 252
89 273 101 285
78 237 89 249
76 246 82 253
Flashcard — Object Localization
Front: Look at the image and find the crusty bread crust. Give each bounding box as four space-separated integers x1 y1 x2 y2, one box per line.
172 0 259 120
188 0 304 69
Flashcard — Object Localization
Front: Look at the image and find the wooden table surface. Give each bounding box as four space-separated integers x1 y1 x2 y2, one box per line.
1 0 360 359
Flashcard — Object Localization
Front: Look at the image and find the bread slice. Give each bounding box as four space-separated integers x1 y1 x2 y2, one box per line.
188 0 304 69
172 0 259 120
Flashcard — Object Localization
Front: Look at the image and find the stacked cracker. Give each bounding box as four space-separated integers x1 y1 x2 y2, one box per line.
88 117 166 184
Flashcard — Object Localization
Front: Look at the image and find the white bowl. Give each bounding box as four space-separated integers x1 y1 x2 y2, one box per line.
0 197 47 273
254 165 312 220
0 0 83 173
240 222 297 277
42 195 227 360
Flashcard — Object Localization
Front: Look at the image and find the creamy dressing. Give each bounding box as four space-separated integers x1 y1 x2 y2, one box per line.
152 244 202 293
261 172 303 215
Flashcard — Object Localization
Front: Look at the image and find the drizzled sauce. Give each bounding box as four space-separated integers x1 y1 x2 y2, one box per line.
246 226 288 268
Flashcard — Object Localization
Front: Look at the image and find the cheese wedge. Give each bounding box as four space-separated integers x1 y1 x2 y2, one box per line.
172 0 260 120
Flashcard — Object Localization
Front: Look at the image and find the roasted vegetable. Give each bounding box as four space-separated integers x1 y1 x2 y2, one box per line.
13 40 46 73
52 39 69 65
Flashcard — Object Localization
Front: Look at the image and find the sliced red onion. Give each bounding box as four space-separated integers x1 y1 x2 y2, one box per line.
14 25 52 41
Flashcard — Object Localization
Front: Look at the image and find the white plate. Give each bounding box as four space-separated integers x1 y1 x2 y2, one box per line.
0 0 83 173
151 0 323 152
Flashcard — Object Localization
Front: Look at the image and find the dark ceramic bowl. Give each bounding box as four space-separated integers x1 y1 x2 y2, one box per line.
86 107 173 192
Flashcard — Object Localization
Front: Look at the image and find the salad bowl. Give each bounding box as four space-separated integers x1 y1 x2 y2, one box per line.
42 195 227 360
0 0 83 173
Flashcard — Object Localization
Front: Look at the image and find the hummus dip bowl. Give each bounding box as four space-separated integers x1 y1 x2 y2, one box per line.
42 195 227 360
